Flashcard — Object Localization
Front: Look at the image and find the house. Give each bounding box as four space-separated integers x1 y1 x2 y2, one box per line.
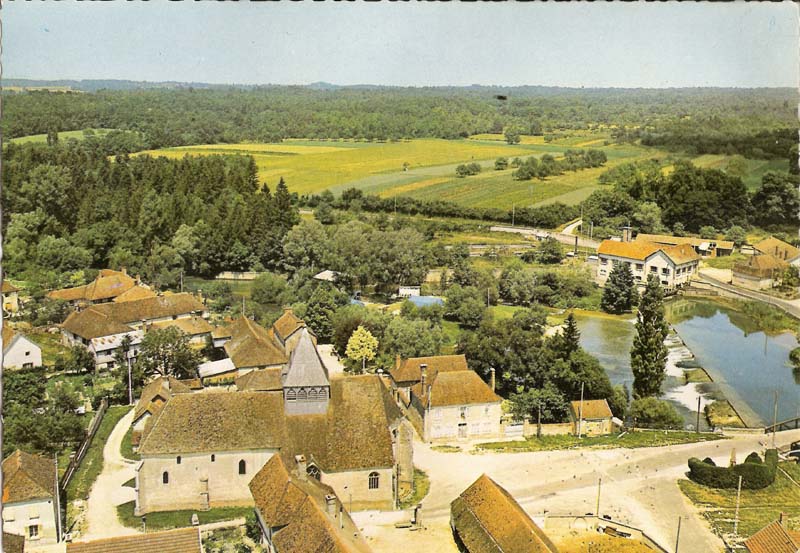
389 355 502 443
47 269 144 305
634 233 734 258
744 515 800 553
199 309 308 383
732 253 789 291
754 237 800 267
450 474 559 553
1 450 61 546
66 528 202 553
568 399 614 437
3 532 25 553
596 239 700 291
149 315 213 346
3 280 20 314
131 377 195 447
398 286 421 298
60 293 206 370
248 455 372 553
3 324 43 370
135 331 413 514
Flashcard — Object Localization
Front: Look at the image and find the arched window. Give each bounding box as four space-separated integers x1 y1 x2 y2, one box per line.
307 464 321 481
286 389 297 402
298 388 308 401
211 454 215 463
162 471 169 484
308 388 318 400
368 471 379 490
176 456 181 464
238 460 246 475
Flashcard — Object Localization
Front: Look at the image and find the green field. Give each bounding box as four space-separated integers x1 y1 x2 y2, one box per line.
9 128 117 144
668 154 787 190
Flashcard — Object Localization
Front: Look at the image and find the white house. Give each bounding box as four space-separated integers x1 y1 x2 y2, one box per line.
596 239 700 291
3 324 43 370
2 450 61 546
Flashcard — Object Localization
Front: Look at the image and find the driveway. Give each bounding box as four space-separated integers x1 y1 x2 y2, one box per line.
77 408 139 542
357 429 800 553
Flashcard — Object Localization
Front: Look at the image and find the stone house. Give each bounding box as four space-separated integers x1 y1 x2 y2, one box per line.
389 355 502 443
3 280 20 314
732 253 789 291
451 474 559 553
754 237 800 267
248 455 372 553
568 399 614 437
596 239 700 291
48 269 150 305
3 324 43 370
66 528 202 553
1 450 61 547
135 331 413 514
60 293 206 370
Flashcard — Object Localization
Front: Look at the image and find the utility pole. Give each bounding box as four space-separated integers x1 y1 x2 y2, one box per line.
773 390 780 448
578 382 585 439
127 352 133 406
696 396 701 433
512 203 515 227
733 475 743 537
180 269 184 293
675 517 682 553
487 287 491 308
537 402 542 438
595 477 602 517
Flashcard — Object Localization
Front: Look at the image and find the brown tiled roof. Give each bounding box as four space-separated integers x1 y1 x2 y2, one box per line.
451 474 559 553
390 354 469 384
113 285 157 303
92 293 205 325
273 309 306 342
235 368 283 391
61 308 135 340
2 323 17 349
2 281 19 294
569 399 613 420
140 376 399 472
635 233 734 251
224 317 288 369
150 315 213 337
744 520 799 553
3 532 25 553
49 270 137 302
134 376 192 422
249 455 313 528
413 370 500 409
178 378 204 390
273 497 366 553
2 450 56 504
734 253 790 278
597 240 662 261
662 243 701 265
66 528 202 553
755 237 800 262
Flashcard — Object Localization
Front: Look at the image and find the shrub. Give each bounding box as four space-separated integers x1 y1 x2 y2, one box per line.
630 397 683 429
688 449 778 489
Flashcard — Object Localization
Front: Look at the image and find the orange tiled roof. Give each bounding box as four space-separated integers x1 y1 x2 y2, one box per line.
66 528 202 553
390 354 469 384
662 243 701 265
597 240 662 261
744 520 799 553
755 237 800 262
2 450 56 504
569 399 613 420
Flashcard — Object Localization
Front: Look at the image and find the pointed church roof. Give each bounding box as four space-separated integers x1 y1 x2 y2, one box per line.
282 328 329 388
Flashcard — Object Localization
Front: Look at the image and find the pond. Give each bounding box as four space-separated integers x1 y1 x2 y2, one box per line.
572 298 800 428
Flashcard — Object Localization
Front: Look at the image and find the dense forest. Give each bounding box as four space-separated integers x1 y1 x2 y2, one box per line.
4 85 797 158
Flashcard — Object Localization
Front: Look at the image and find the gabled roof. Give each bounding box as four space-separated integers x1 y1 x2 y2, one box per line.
390 354 469 384
451 474 559 553
197 358 237 379
49 269 137 302
412 369 500 409
2 450 56 504
755 237 800 262
273 309 307 342
2 323 17 351
134 376 193 422
569 399 613 420
2 281 19 294
282 328 329 388
236 368 283 392
249 455 314 528
139 376 400 473
662 243 701 265
113 285 157 303
3 532 25 553
66 528 202 553
61 308 135 340
597 240 700 265
223 317 288 369
273 497 369 553
734 253 789 278
744 520 799 553
635 233 734 251
150 315 213 336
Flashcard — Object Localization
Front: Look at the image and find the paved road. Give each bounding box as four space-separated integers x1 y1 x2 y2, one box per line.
358 429 800 553
491 224 601 250
696 271 800 319
77 408 138 542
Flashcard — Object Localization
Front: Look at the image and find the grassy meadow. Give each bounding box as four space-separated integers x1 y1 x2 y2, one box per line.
9 128 117 144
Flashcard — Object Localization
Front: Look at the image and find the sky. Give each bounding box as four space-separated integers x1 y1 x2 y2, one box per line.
3 2 798 88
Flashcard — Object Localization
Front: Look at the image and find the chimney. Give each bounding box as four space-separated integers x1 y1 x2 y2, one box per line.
426 384 432 409
489 368 496 392
780 512 788 527
325 494 337 518
420 364 428 386
295 455 307 480
622 226 632 243
121 267 127 275
395 354 401 370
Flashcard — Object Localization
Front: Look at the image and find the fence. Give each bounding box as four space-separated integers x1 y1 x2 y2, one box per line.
60 398 108 490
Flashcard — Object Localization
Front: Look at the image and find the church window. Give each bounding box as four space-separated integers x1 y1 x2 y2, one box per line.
176 456 181 464
368 472 379 490
162 471 169 484
239 460 247 475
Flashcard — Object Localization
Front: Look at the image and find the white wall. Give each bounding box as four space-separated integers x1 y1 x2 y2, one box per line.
3 335 43 369
423 402 502 442
2 498 58 545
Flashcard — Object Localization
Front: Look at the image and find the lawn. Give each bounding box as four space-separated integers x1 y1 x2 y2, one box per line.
476 431 723 453
399 468 431 510
65 405 132 502
9 128 117 144
117 501 251 531
120 426 140 462
28 329 70 367
678 461 800 539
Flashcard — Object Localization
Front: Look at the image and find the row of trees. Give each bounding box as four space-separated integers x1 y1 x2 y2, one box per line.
512 149 607 181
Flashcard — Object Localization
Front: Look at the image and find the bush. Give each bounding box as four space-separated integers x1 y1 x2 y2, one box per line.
630 397 683 429
688 449 778 489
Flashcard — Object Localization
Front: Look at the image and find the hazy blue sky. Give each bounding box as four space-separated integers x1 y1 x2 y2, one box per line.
4 2 798 88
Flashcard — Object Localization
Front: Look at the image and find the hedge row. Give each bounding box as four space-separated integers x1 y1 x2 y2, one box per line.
688 449 778 489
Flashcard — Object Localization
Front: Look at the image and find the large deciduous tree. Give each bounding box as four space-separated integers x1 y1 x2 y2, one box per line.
136 327 201 379
630 274 669 398
345 326 379 374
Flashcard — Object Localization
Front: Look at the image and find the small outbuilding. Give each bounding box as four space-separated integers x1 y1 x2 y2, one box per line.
568 399 614 436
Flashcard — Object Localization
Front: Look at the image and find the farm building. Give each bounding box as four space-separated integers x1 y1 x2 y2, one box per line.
568 399 614 437
753 236 800 267
48 269 150 305
3 280 20 314
2 450 61 547
634 233 734 258
596 238 700 291
2 324 42 370
732 253 789 291
451 474 560 553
